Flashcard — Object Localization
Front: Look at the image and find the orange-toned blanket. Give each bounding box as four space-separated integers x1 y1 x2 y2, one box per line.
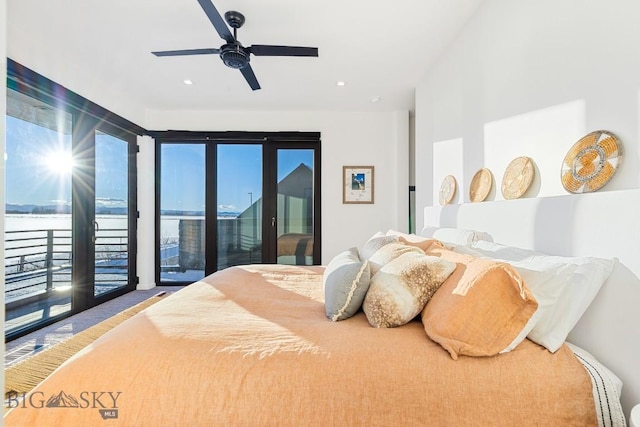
5 265 596 426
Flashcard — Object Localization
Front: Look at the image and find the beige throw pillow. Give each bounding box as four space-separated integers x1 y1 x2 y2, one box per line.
368 243 424 276
363 252 456 328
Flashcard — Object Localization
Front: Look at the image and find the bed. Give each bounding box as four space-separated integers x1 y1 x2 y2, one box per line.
5 190 638 426
422 188 640 424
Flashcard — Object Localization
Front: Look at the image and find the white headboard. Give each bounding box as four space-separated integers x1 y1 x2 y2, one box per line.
423 188 640 421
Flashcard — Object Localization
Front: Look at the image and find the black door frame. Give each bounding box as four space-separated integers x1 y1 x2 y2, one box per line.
72 120 139 311
152 131 321 285
6 60 143 340
262 140 322 265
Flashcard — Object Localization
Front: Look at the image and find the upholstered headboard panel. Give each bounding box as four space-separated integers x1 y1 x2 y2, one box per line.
423 188 640 420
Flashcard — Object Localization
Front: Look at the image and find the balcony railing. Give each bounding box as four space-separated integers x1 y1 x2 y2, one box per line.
4 228 128 304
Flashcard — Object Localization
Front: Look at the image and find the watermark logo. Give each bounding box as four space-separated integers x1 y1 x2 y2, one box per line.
99 409 119 420
6 390 121 420
46 390 80 408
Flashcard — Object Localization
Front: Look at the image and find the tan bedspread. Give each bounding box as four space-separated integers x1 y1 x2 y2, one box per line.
5 265 597 426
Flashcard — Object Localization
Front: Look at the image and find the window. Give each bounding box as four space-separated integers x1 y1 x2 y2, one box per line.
5 89 74 334
154 132 321 285
5 60 144 340
159 144 206 282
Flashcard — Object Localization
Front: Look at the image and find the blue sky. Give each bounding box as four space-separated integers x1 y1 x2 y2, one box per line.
6 115 75 207
162 144 313 213
5 116 129 209
6 115 313 214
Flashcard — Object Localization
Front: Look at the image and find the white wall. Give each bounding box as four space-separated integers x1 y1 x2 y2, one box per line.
5 2 148 127
415 0 640 229
136 135 156 289
139 109 408 280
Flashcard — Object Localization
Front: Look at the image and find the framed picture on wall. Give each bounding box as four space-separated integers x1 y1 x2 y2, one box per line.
343 166 374 204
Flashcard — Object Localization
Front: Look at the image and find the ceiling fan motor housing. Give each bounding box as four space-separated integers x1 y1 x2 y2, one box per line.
220 43 250 69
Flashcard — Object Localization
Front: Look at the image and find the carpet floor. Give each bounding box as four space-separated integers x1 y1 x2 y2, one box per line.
4 290 174 402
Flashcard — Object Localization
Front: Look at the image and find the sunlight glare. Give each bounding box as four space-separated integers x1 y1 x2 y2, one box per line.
45 150 74 175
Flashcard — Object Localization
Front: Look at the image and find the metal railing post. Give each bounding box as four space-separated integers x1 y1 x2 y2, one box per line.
46 230 54 291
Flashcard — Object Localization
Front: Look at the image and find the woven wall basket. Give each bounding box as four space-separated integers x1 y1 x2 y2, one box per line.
469 168 492 202
502 156 535 200
439 175 457 206
561 130 622 194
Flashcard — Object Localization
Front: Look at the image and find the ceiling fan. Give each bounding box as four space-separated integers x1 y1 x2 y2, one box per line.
152 0 319 90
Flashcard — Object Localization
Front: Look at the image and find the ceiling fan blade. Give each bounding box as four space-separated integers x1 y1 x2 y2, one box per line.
196 0 234 43
240 65 261 91
249 45 318 57
152 48 220 57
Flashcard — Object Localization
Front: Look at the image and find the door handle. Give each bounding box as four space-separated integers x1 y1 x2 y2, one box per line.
92 220 99 243
271 217 276 227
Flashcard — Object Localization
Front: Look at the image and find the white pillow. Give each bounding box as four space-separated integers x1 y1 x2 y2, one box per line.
459 241 615 352
464 240 544 260
526 256 614 351
420 226 493 246
499 261 578 352
360 232 399 260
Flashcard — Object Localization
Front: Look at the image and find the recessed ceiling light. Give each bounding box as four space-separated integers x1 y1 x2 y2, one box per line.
184 79 193 85
336 81 346 87
370 96 381 103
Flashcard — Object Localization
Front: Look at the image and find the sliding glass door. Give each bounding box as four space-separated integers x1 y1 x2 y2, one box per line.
275 148 315 266
155 133 321 285
216 144 263 269
94 129 136 297
159 144 206 283
5 79 140 340
4 89 74 334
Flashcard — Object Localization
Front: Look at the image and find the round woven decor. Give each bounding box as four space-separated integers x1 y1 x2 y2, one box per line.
561 130 622 193
502 156 535 200
439 175 457 206
469 168 492 202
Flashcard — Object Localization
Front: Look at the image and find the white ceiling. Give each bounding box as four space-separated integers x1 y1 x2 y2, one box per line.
7 0 483 114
